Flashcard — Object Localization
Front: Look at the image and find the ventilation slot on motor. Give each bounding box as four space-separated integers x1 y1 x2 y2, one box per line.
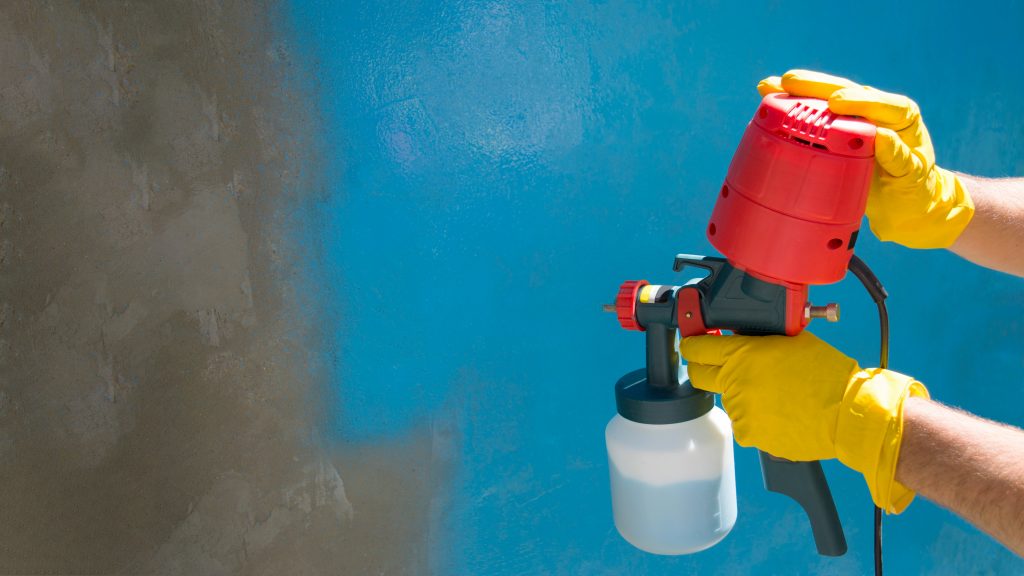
781 102 834 150
779 134 828 151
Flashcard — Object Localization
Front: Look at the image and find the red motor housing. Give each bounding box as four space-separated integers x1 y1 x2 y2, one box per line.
708 93 877 286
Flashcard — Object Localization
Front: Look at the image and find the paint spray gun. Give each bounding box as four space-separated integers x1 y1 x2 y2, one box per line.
606 93 892 558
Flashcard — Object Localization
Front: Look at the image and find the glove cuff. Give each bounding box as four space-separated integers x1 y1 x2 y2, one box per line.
835 368 930 513
929 168 975 248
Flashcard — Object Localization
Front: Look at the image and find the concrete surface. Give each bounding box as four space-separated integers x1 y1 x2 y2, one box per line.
0 2 435 574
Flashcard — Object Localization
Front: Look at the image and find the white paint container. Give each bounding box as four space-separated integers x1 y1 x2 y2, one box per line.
606 404 737 555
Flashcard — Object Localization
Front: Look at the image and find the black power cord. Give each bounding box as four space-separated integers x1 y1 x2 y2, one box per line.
847 255 889 576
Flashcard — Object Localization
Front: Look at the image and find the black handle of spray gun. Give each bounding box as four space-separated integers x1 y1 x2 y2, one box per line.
759 453 847 556
674 255 848 556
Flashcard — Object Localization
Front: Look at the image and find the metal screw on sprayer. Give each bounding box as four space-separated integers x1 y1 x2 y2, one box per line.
805 303 840 322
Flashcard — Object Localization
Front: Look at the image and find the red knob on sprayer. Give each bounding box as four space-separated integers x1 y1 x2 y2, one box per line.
614 280 648 331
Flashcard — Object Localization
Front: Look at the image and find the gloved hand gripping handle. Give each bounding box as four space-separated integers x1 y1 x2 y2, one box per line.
674 255 847 556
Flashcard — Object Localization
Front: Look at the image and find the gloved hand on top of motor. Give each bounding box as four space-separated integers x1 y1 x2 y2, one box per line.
756 69 974 250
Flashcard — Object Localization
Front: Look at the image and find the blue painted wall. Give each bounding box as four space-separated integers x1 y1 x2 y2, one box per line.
288 1 1024 573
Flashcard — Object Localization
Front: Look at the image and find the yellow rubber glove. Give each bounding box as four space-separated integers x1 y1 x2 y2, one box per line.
680 331 930 514
757 70 974 249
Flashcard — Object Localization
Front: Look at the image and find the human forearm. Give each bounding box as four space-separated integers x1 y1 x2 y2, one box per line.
896 396 1024 555
950 174 1024 277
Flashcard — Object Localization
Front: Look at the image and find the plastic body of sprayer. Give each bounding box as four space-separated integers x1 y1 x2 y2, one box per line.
608 93 877 557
